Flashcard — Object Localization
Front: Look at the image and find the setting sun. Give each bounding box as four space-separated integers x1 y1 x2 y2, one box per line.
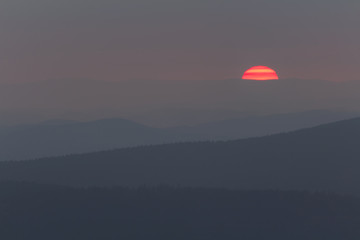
242 66 279 80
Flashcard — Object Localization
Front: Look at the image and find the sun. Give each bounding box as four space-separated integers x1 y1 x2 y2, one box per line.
242 66 279 80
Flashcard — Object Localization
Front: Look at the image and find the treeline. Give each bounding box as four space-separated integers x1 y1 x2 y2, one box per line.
1 118 360 194
0 182 359 239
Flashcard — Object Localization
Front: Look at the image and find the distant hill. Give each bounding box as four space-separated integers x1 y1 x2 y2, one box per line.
0 118 176 161
1 118 360 194
176 110 358 140
2 78 360 127
0 182 359 239
0 110 356 161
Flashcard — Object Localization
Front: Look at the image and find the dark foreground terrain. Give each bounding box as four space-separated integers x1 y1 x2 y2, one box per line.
0 182 359 240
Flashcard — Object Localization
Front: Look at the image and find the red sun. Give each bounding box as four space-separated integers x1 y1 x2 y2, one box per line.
242 66 279 80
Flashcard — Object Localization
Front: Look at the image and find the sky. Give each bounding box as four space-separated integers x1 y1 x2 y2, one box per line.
0 0 359 83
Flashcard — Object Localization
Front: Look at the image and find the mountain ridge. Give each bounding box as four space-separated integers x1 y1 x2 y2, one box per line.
1 117 360 194
1 78 360 126
0 110 356 161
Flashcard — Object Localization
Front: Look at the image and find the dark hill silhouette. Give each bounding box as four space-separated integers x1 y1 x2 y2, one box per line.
0 182 359 239
1 118 360 194
0 118 176 161
174 110 358 139
0 110 356 161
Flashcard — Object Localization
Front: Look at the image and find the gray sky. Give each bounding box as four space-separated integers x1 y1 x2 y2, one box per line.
0 0 359 82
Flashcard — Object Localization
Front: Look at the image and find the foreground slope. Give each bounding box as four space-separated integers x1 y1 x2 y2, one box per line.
1 118 360 194
0 182 359 240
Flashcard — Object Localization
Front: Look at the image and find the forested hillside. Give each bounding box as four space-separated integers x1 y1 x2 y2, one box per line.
1 118 360 194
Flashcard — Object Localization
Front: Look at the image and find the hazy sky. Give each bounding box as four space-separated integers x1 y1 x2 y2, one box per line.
0 0 359 82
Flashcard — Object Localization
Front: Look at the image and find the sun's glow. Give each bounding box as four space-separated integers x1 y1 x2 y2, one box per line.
242 66 279 80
